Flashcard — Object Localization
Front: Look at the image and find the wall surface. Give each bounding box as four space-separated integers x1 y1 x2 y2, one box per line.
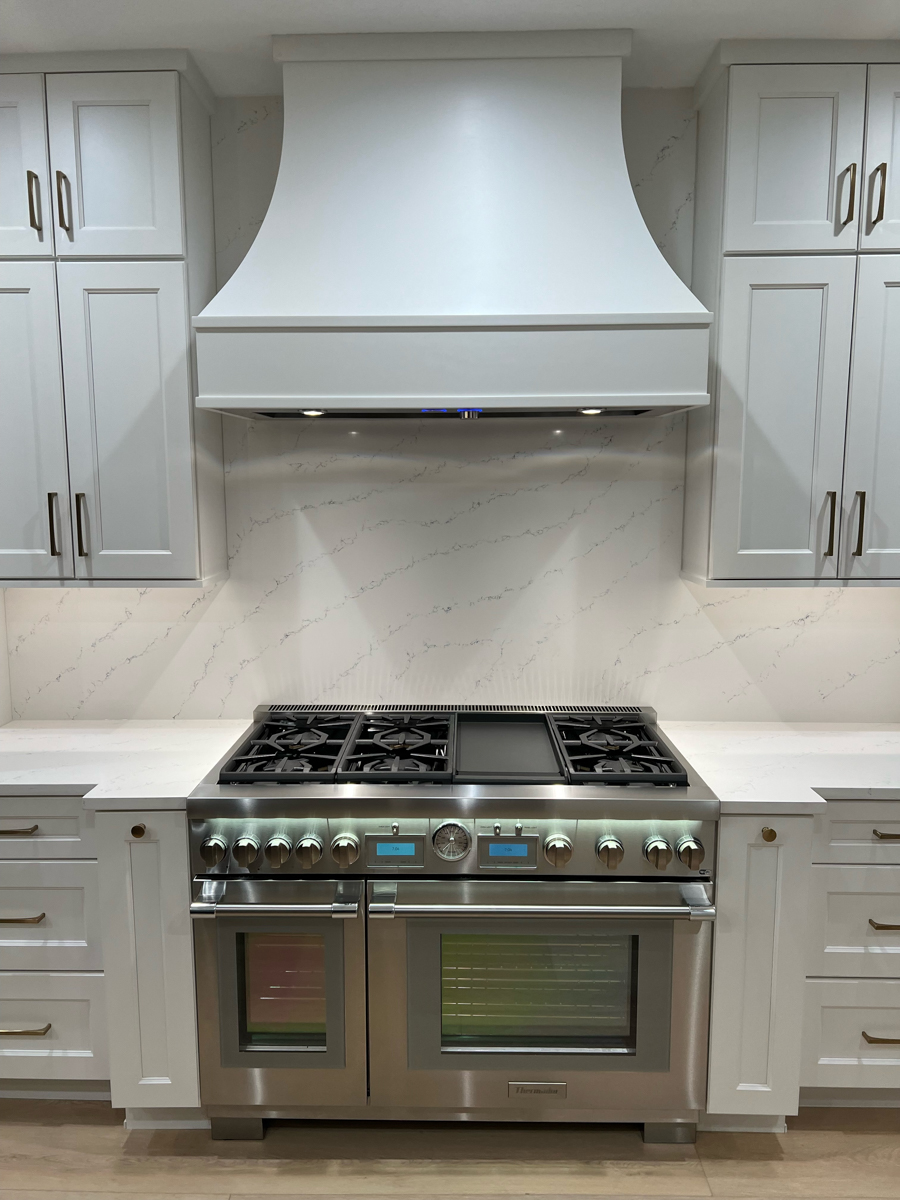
4 90 900 723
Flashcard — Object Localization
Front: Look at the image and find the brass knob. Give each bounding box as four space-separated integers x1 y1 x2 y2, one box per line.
543 835 573 868
296 836 324 869
596 837 625 869
264 837 292 868
331 835 360 868
232 837 260 868
676 836 705 870
131 823 146 839
644 836 673 870
199 836 227 867
762 827 777 842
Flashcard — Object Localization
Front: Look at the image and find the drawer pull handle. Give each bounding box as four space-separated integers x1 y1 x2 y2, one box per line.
0 1023 51 1037
862 1031 900 1045
869 919 900 931
0 912 45 925
0 825 39 837
873 829 900 841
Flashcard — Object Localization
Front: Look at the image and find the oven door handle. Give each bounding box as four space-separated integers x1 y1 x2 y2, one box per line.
368 882 715 921
190 879 362 919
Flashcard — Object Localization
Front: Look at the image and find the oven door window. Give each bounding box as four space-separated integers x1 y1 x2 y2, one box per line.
441 933 637 1054
238 932 327 1050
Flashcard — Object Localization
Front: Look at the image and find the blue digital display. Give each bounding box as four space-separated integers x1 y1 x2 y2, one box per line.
376 842 416 857
489 843 529 858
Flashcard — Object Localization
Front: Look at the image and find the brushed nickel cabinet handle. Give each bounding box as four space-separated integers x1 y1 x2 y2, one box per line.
55 170 72 233
873 828 900 840
842 162 858 225
0 825 38 837
853 491 866 557
872 161 888 225
75 492 88 557
47 492 60 557
862 1030 900 1045
869 918 900 931
26 169 42 233
824 490 837 556
0 912 45 925
0 1023 51 1037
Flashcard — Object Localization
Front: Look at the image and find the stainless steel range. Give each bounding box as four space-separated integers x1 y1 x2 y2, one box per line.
188 705 717 1143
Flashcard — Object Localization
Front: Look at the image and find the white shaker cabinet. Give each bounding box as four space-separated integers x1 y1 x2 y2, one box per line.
708 255 856 580
0 74 53 256
707 816 813 1115
96 811 200 1109
45 71 184 258
861 67 900 250
57 260 200 580
0 261 74 579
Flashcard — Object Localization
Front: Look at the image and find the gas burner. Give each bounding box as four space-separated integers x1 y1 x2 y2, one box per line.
551 715 688 786
219 714 358 783
371 719 434 752
338 713 455 782
361 755 431 773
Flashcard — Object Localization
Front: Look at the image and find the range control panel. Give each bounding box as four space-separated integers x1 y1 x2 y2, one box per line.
189 818 716 879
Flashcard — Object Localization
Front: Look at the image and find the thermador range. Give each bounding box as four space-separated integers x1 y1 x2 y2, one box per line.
189 705 717 1142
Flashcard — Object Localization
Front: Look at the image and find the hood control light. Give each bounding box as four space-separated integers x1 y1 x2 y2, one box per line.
302 409 325 417
580 408 605 415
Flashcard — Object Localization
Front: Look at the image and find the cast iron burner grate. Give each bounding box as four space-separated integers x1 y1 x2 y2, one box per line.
219 714 358 782
550 715 689 785
337 714 455 782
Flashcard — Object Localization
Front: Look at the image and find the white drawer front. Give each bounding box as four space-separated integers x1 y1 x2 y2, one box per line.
802 978 900 1087
812 801 900 864
0 796 95 859
0 971 107 1079
0 861 101 970
808 865 900 978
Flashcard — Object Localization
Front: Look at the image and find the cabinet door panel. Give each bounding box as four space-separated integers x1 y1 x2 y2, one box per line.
861 66 900 250
808 865 900 978
46 71 183 257
0 74 54 256
0 261 73 579
725 64 866 252
710 256 855 580
841 255 900 578
57 260 198 580
802 978 900 1088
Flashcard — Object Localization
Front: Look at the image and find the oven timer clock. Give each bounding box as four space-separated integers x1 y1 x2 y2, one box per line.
432 821 471 861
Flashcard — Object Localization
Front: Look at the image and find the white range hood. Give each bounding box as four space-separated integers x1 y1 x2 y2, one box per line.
194 30 712 418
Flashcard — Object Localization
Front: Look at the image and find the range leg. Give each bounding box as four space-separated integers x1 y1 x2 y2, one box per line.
642 1122 697 1144
209 1117 265 1140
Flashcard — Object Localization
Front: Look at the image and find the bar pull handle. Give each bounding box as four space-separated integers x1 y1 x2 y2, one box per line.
843 162 858 226
26 169 42 233
872 161 888 226
873 828 900 841
55 170 72 233
853 491 866 557
869 919 900 931
824 490 837 557
0 825 39 837
0 913 46 925
47 492 60 557
75 492 88 557
0 1023 51 1037
862 1031 900 1045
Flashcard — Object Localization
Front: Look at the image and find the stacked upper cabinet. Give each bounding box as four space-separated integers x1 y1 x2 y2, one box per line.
0 64 225 584
684 54 900 584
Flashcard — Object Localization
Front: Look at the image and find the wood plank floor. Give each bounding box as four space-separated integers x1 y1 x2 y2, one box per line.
1 1101 898 1199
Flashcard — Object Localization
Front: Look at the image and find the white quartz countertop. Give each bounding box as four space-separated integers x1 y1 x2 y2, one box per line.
660 721 900 814
0 720 251 808
0 719 899 815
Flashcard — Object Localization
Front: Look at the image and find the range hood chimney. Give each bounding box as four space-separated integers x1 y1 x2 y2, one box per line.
194 30 711 418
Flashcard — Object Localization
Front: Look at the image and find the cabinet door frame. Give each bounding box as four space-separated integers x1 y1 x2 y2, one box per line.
97 810 200 1109
0 260 74 579
707 815 813 1115
861 65 900 250
57 259 199 580
46 70 184 258
724 63 867 253
0 73 55 256
710 255 856 580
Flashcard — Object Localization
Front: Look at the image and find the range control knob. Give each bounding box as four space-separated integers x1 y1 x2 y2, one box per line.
676 836 706 871
331 835 360 868
232 836 260 869
596 836 625 870
644 836 673 870
264 837 292 869
199 836 227 867
296 836 324 870
543 835 573 868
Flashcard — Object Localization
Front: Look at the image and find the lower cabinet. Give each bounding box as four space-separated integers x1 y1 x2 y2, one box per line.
0 970 108 1079
96 810 200 1108
802 979 900 1087
706 815 813 1114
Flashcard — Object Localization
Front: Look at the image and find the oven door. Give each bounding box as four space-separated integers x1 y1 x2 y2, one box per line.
191 879 367 1108
366 879 713 1116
